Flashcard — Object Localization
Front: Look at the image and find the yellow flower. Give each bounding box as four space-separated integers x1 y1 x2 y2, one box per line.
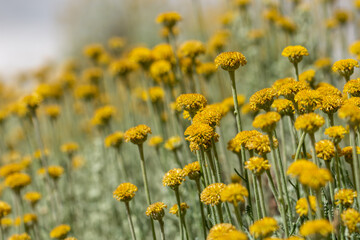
146 202 167 221
83 44 104 62
300 219 333 238
249 217 279 239
5 173 31 191
249 88 277 111
294 113 325 134
335 189 357 207
294 89 321 113
156 12 182 29
334 9 350 24
222 230 248 240
324 126 347 143
64 238 77 240
315 140 335 161
248 29 265 41
208 30 230 53
299 168 332 189
178 40 206 59
60 142 79 155
23 192 41 206
344 79 360 97
169 202 189 216
176 93 207 116
338 103 360 126
252 112 281 133
295 196 316 216
113 183 138 202
47 166 64 180
193 105 223 127
0 201 11 218
196 62 217 80
164 136 182 151
282 45 309 64
184 123 218 151
124 124 152 145
162 168 186 189
22 93 43 110
108 36 126 50
277 79 309 100
23 213 37 227
222 95 246 112
207 223 237 240
245 134 277 155
341 146 360 163
8 233 31 240
228 130 262 153
44 105 61 119
349 41 360 59
183 161 201 180
129 47 153 69
277 16 297 34
214 52 247 71
341 208 360 233
109 58 138 78
74 84 98 101
82 67 103 84
299 69 316 84
50 224 71 239
200 183 226 206
148 87 165 103
220 183 248 206
271 99 295 116
0 163 25 177
332 59 359 79
1 218 12 229
36 83 63 100
319 94 343 115
245 157 271 175
149 60 172 82
148 136 163 147
104 131 124 148
91 105 116 127
314 57 332 69
287 159 318 178
152 43 175 63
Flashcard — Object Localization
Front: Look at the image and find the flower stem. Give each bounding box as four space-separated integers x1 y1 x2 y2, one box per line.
125 202 137 240
195 180 207 239
350 126 360 208
159 219 166 240
175 189 184 240
303 187 314 220
215 204 224 223
233 204 243 228
252 174 262 220
256 176 267 217
294 132 306 161
309 133 320 166
228 71 243 132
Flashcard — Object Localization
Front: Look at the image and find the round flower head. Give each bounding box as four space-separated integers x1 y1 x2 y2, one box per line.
332 59 359 80
176 93 207 116
74 84 98 101
252 112 281 133
148 87 165 103
341 208 360 233
178 40 206 59
0 201 11 218
296 196 316 217
150 61 172 83
48 166 64 180
44 105 61 120
315 140 335 161
294 89 321 113
287 159 318 178
152 43 175 63
22 93 43 110
169 202 189 216
183 161 201 180
104 131 124 148
227 130 262 153
325 126 347 144
50 224 71 239
8 233 31 240
83 44 104 62
249 88 277 111
109 58 138 78
214 51 247 71
344 78 360 97
338 103 360 126
129 47 153 69
0 163 25 177
5 173 31 191
294 113 325 134
245 134 277 156
164 136 182 151
282 45 309 64
342 146 360 164
222 230 247 240
299 69 316 85
300 219 333 238
148 136 163 148
272 77 295 91
184 123 218 151
299 167 333 190
82 67 103 84
245 157 271 175
196 62 217 80
335 189 357 207
108 36 125 50
349 40 360 58
207 223 236 240
220 183 248 206
200 183 226 206
124 124 152 145
271 99 295 116
250 217 279 239
113 183 138 202
277 80 310 100
162 168 186 189
146 202 167 221
60 142 79 156
23 213 38 227
91 105 116 127
192 105 223 127
23 192 42 206
319 94 343 115
65 238 77 240
156 12 182 29
315 57 332 69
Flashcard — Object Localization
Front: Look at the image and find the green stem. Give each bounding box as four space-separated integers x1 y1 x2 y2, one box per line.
309 133 320 166
195 180 207 240
315 190 324 218
265 170 279 204
303 187 314 220
294 132 306 161
294 62 299 82
324 161 335 205
228 71 243 132
350 127 360 208
159 219 166 240
215 204 224 223
175 189 184 240
205 150 219 183
125 202 137 240
233 205 243 228
256 176 267 217
252 174 262 220
181 217 190 240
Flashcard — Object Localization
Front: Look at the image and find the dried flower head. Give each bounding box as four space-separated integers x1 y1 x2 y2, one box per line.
332 59 359 80
315 140 335 161
200 183 226 206
183 161 201 180
176 93 207 116
249 88 277 111
319 94 343 115
294 89 321 113
105 132 124 148
214 52 247 71
150 61 172 83
300 219 333 238
277 80 309 100
294 113 325 134
282 45 309 64
227 130 262 153
146 202 167 221
342 146 360 164
109 58 138 78
220 183 248 206
341 208 360 233
113 183 138 202
250 217 279 239
245 157 271 175
296 196 316 216
129 46 153 69
124 125 152 145
245 134 277 155
338 103 360 126
335 189 357 207
193 105 223 127
169 202 189 216
50 224 71 239
162 168 186 189
252 112 281 133
184 123 218 151
271 99 295 115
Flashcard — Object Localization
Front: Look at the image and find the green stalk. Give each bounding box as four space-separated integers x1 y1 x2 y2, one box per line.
205 151 219 183
252 174 262 220
265 170 279 204
159 219 166 240
294 62 299 82
256 176 267 217
309 133 320 166
350 127 360 208
181 216 190 240
174 188 184 240
233 205 243 228
303 187 314 220
294 132 306 161
334 146 344 188
324 161 335 205
315 190 324 218
215 204 224 223
195 180 207 240
228 71 243 132
125 202 137 240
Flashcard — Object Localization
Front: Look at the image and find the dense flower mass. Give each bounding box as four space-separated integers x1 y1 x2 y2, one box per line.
249 88 277 111
252 111 281 133
294 113 325 134
50 224 71 239
200 183 226 206
207 223 237 240
176 93 207 115
245 157 271 175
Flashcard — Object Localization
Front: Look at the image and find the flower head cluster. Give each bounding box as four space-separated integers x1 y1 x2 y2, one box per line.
207 223 237 240
277 80 309 100
150 61 172 83
332 59 359 79
341 208 360 233
48 166 64 180
184 123 218 151
156 12 182 29
227 130 262 153
8 233 31 240
146 202 167 221
124 124 152 145
105 132 124 148
245 134 277 156
74 84 98 101
222 95 246 113
148 136 163 147
294 90 321 113
109 59 138 78
113 183 138 202
129 47 153 69
344 79 360 97
22 93 43 110
175 93 207 116
193 105 222 127
183 161 201 180
245 157 271 175
220 183 248 206
315 140 335 161
214 52 247 71
148 86 165 103
162 168 186 189
83 44 104 62
342 146 360 163
299 219 333 238
23 213 37 227
196 62 217 80
249 88 277 111
0 163 25 177
200 183 226 206
0 201 11 218
338 103 360 126
335 189 357 207
5 173 31 191
299 69 316 85
23 192 42 206
324 126 347 144
91 105 116 127
315 57 332 69
60 142 79 156
178 40 206 59
282 45 309 64
296 196 316 217
44 105 61 119
152 43 175 63
50 224 71 239
294 113 325 134
319 94 343 115
250 217 279 239
271 99 295 115
252 112 281 133
169 202 189 216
